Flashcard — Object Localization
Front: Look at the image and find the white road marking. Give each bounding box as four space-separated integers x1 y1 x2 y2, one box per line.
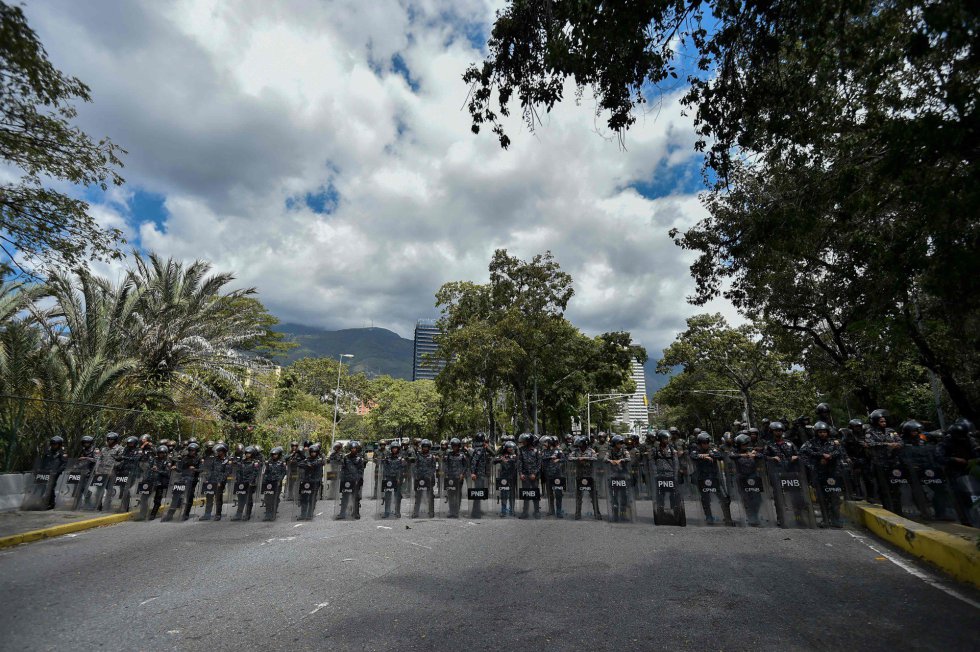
309 602 329 615
404 540 431 550
138 597 159 606
166 630 180 635
846 531 980 609
294 523 304 528
376 526 392 530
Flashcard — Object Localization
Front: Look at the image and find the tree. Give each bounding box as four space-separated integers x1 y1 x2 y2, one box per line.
436 249 644 436
658 314 785 426
468 0 979 420
0 2 125 272
367 379 441 440
215 296 297 360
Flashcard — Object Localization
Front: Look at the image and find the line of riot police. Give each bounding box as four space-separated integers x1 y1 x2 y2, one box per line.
22 412 979 530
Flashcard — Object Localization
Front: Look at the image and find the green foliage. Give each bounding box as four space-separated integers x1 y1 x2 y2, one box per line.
468 0 978 420
0 2 126 271
436 249 644 437
366 379 441 439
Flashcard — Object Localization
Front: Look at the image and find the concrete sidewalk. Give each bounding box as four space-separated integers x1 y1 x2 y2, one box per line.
0 508 136 548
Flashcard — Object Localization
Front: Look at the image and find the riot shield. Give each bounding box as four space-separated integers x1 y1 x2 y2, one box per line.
950 474 980 527
569 461 600 521
87 470 112 512
517 475 542 519
377 473 403 519
903 446 956 521
54 458 84 511
728 456 776 528
542 464 569 519
765 461 816 528
134 462 163 521
333 476 360 520
285 461 299 501
21 460 57 511
467 475 491 519
442 471 465 519
683 456 735 527
260 473 283 521
650 457 686 526
230 478 252 521
495 470 517 518
325 460 341 500
198 476 229 521
295 478 321 521
106 465 140 513
871 459 922 519
160 470 198 522
411 468 436 519
605 460 634 523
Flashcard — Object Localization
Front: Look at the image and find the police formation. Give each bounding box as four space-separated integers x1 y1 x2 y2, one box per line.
21 407 980 531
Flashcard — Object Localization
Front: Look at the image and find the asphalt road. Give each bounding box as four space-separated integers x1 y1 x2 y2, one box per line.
0 498 977 652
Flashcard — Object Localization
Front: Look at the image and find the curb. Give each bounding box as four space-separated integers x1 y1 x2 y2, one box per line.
0 498 207 550
0 510 135 549
844 500 980 589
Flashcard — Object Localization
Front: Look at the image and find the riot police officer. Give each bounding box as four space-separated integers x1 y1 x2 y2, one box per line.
541 436 566 518
443 438 468 518
148 444 172 520
336 441 366 520
297 443 325 520
517 433 542 519
801 422 845 527
569 435 602 521
469 433 492 519
231 446 262 521
410 439 437 518
607 435 632 522
494 440 519 517
730 433 765 526
865 409 904 514
381 441 408 518
200 443 230 521
262 447 287 521
691 433 733 525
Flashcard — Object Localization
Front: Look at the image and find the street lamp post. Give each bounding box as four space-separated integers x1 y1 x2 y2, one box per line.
331 354 354 448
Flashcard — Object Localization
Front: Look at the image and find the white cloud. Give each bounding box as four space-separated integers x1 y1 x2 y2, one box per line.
24 0 733 359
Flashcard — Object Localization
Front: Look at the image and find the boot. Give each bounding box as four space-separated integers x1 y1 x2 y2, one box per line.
161 508 175 522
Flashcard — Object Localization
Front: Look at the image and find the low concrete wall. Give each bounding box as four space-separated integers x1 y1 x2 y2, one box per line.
0 473 30 512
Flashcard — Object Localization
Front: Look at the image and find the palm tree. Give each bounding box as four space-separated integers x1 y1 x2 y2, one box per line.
0 279 49 469
123 253 261 414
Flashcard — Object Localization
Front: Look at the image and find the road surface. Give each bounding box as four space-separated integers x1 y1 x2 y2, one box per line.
0 499 977 651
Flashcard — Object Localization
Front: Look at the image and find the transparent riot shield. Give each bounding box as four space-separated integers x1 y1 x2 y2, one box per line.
604 460 634 523
134 462 161 521
728 455 776 528
650 456 686 526
21 460 57 511
903 446 956 521
569 461 600 521
333 476 360 520
442 471 465 519
54 458 83 511
871 459 922 519
411 468 436 519
61 458 98 511
377 473 403 519
810 466 848 528
108 465 140 513
230 479 253 521
260 472 284 522
467 475 491 519
326 459 341 500
160 470 198 522
684 456 735 527
494 468 517 518
542 463 569 519
295 479 321 521
517 475 542 519
87 470 112 512
285 461 299 502
765 461 816 528
950 474 980 527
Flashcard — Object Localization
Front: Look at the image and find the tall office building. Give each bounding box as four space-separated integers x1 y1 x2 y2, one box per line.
616 359 649 432
412 319 444 381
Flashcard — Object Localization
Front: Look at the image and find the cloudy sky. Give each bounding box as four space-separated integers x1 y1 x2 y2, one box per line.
24 0 735 358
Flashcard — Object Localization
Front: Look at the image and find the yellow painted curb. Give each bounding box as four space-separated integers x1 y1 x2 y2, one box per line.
0 498 207 550
0 511 135 549
844 500 980 589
